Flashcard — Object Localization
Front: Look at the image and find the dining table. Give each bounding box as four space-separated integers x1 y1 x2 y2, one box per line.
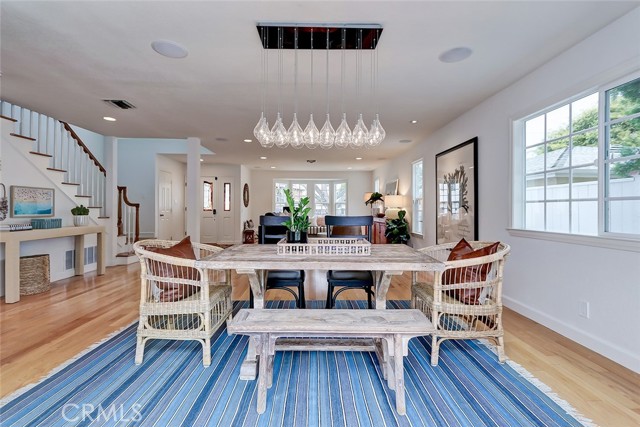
198 242 445 379
197 242 445 310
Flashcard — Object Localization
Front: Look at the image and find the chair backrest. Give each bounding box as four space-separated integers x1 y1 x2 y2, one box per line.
259 215 289 244
325 215 373 241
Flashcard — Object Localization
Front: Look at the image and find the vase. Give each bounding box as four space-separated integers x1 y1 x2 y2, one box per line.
73 215 88 227
286 231 307 243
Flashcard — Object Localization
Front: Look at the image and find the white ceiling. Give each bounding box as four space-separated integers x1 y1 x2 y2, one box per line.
1 1 637 171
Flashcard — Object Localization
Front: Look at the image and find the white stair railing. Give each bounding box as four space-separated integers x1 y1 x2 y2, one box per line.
1 100 106 217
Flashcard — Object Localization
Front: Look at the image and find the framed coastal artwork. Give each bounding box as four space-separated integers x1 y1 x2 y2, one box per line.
435 137 478 244
10 186 55 217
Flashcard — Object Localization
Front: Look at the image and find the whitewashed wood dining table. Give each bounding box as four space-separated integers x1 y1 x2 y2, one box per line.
197 243 445 310
197 243 445 380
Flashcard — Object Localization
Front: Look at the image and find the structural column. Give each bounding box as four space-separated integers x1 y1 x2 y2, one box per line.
104 136 118 265
186 137 201 240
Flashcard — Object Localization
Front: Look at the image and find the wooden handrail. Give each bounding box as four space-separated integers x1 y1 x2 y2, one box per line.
61 121 107 175
117 186 140 243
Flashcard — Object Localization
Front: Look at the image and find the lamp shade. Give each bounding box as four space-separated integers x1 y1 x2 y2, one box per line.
384 195 405 219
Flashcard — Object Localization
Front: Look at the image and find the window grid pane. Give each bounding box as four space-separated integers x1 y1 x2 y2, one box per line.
522 90 599 235
412 160 424 234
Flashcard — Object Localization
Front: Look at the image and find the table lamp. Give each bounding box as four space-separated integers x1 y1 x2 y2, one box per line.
384 195 405 219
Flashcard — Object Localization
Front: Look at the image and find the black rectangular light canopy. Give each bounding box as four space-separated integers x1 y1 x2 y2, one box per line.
256 24 383 50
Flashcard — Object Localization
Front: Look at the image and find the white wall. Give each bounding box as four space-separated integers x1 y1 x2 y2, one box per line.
249 170 373 223
374 9 640 372
118 138 212 238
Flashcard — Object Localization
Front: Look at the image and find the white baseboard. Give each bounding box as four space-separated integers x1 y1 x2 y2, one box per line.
503 295 640 373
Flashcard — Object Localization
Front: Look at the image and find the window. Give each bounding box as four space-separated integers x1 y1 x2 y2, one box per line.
412 159 423 235
274 180 347 216
374 177 380 193
203 181 213 211
223 182 231 211
513 73 639 239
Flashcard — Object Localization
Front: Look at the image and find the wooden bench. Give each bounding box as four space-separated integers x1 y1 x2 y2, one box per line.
227 309 434 415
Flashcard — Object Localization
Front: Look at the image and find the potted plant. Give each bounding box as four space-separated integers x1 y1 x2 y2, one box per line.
71 204 90 226
364 191 384 216
385 209 411 244
282 189 311 243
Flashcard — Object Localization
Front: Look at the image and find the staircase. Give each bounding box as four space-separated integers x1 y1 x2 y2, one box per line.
1 101 139 265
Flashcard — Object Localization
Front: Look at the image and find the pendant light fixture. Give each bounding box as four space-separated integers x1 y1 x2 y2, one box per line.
254 24 384 149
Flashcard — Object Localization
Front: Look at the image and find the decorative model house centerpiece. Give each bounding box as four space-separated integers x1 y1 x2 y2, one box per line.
282 189 310 243
71 204 89 226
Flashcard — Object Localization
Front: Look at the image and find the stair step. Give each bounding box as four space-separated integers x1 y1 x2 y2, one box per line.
29 151 53 158
10 133 36 141
75 195 91 198
116 251 135 258
1 114 17 122
87 206 102 209
47 167 66 172
98 216 110 219
61 182 80 186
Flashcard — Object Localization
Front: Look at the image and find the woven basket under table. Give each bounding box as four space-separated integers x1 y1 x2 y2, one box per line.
20 254 51 295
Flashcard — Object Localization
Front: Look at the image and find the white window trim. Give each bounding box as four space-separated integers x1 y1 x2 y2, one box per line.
412 158 424 236
510 71 640 248
273 179 348 216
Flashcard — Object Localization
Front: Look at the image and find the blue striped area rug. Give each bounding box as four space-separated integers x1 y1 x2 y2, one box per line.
1 301 593 427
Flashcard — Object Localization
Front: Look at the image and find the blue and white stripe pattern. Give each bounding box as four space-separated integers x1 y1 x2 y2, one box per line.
1 301 590 426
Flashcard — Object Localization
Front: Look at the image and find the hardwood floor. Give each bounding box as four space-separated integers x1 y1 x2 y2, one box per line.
1 264 639 426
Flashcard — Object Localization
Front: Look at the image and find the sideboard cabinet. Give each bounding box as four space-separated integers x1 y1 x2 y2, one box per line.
372 216 388 244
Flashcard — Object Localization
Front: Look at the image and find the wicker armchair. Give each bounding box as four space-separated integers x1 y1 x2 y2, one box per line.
412 241 510 366
133 239 233 367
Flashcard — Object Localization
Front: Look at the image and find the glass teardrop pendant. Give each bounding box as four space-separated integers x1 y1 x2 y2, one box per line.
272 114 288 148
351 113 368 148
288 113 305 149
318 113 335 149
334 113 352 149
304 113 320 149
374 114 385 145
254 113 265 141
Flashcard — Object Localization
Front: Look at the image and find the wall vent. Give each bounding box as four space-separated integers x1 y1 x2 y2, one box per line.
103 99 136 110
64 246 97 269
65 250 74 270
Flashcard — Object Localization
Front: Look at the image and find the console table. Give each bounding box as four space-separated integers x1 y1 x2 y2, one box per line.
0 225 105 303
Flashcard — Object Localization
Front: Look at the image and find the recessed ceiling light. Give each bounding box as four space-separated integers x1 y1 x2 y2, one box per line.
151 40 188 59
347 167 353 170
399 139 412 144
244 139 252 143
355 157 362 160
270 166 276 169
200 158 203 162
103 116 116 122
439 47 473 63
260 156 267 160
410 120 418 124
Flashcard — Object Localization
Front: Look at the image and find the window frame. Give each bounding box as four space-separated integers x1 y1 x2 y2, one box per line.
412 158 424 236
510 70 640 251
273 179 348 217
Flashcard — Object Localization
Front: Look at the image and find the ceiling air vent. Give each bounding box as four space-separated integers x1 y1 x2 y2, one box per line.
103 99 136 110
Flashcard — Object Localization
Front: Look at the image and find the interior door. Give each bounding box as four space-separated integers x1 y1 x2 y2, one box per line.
158 170 173 240
200 177 218 243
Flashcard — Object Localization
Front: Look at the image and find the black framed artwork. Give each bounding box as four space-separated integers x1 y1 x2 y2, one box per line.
435 137 478 243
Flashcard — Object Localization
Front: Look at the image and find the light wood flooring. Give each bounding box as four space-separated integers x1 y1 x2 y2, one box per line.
1 264 639 426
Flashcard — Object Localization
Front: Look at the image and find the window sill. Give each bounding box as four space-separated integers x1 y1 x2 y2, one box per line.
410 232 423 238
506 228 639 252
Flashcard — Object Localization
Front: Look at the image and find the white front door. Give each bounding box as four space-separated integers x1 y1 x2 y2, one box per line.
200 177 218 243
158 170 173 240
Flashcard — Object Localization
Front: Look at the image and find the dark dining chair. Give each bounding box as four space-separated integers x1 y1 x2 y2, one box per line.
249 215 306 308
324 215 374 309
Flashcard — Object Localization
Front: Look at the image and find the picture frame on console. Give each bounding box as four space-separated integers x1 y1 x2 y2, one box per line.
10 185 55 218
435 137 478 244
